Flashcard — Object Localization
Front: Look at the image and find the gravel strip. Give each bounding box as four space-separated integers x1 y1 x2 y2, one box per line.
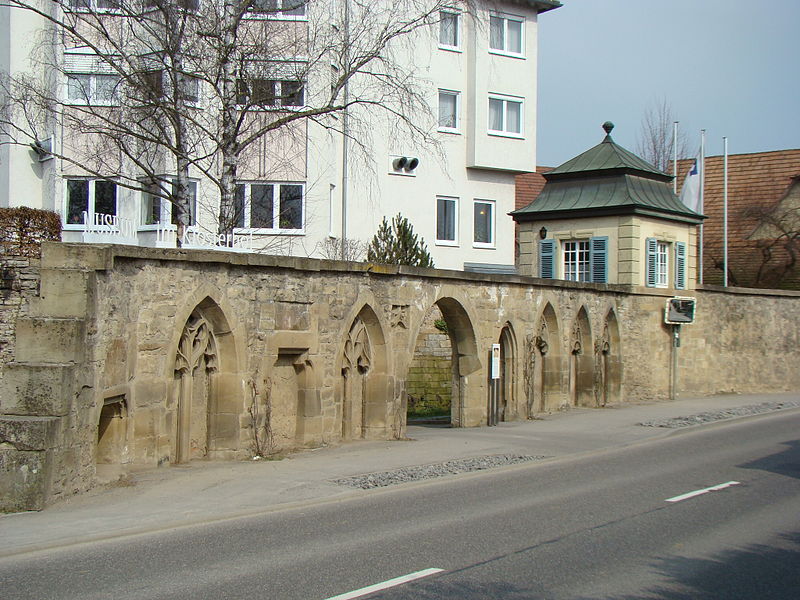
638 400 800 429
332 454 547 489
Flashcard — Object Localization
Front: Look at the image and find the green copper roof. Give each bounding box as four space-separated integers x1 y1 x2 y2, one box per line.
512 122 704 224
547 122 670 181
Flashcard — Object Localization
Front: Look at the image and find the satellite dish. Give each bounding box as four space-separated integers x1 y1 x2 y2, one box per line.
405 157 419 171
393 157 408 170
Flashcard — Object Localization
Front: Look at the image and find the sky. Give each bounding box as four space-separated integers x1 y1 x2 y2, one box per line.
535 0 800 167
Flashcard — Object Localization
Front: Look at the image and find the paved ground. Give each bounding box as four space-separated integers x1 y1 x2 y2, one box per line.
1 392 799 558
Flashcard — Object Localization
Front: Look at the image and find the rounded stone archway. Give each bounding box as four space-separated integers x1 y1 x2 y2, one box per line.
407 296 481 428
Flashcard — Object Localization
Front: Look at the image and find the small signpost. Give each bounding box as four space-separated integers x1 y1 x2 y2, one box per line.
665 297 696 400
489 344 500 426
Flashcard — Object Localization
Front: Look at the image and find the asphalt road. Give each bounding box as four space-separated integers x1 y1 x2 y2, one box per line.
1 410 798 600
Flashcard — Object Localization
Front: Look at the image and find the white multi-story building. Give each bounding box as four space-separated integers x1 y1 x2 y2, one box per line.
0 0 561 270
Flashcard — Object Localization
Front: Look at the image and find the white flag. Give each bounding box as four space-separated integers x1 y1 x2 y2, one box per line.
680 157 701 212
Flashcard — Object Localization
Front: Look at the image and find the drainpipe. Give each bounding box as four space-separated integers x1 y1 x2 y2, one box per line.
340 0 350 260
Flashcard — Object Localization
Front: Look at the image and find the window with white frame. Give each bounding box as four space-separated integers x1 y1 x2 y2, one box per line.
141 179 198 227
234 182 304 231
67 0 120 12
139 70 200 104
644 238 672 288
236 78 304 107
142 0 200 11
64 179 117 226
439 10 460 49
563 240 590 282
656 241 668 287
539 236 608 283
66 73 120 105
489 13 524 56
436 196 458 244
438 90 460 132
246 0 306 17
473 200 494 246
488 94 522 136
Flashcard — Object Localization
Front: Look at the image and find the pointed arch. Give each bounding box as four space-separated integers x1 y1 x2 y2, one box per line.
171 296 241 463
570 306 594 407
338 303 393 440
528 302 563 414
497 322 518 421
598 308 623 406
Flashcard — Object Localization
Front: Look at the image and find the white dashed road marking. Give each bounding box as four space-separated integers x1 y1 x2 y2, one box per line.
666 481 741 503
323 568 444 600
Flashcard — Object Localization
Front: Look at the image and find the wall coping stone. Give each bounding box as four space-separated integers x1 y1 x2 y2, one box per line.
697 283 800 298
42 242 800 301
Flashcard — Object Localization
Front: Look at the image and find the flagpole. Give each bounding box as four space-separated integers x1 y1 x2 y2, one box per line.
672 121 679 193
723 136 728 287
699 129 705 285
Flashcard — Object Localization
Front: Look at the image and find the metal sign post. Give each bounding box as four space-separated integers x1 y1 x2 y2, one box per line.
490 344 500 426
671 325 681 401
665 297 696 401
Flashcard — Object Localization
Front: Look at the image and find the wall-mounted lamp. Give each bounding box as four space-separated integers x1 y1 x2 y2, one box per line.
539 226 547 239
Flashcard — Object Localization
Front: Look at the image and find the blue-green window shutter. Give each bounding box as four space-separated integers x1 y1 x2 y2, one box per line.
645 237 658 287
539 239 555 279
675 241 687 289
590 236 608 283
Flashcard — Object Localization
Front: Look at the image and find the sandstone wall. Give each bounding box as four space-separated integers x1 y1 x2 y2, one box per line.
1 242 799 511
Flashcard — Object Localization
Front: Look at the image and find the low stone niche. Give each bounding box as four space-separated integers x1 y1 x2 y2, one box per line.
96 395 127 483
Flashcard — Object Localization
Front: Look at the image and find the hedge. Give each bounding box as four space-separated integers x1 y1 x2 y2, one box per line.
0 207 62 257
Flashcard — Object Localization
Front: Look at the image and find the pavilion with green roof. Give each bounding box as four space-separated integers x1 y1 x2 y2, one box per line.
513 122 704 289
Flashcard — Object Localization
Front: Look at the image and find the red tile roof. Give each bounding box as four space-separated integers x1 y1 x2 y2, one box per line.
515 167 553 211
675 149 800 289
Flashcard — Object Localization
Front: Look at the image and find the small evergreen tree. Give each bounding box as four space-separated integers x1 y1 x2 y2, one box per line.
366 214 434 268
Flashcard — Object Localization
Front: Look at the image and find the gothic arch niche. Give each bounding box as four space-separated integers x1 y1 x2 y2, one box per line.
569 307 594 407
340 305 390 441
407 297 481 427
598 309 623 406
527 303 562 414
497 323 517 422
172 298 240 463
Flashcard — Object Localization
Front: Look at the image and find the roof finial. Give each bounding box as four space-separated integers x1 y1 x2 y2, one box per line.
602 121 614 135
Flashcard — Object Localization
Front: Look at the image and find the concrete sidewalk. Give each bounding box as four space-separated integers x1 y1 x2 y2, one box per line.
2 392 799 558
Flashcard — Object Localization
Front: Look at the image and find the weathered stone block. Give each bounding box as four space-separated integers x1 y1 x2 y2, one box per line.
0 363 74 416
275 301 311 331
133 379 168 408
298 389 321 417
212 373 244 414
0 448 51 512
30 268 90 318
0 415 62 451
40 242 111 271
210 414 239 449
15 317 85 363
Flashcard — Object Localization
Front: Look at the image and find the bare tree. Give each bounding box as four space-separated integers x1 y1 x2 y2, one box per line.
635 97 689 173
745 197 800 288
318 236 364 261
1 0 466 244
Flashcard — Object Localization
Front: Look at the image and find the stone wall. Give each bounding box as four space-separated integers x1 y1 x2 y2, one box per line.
1 242 799 511
406 308 453 417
